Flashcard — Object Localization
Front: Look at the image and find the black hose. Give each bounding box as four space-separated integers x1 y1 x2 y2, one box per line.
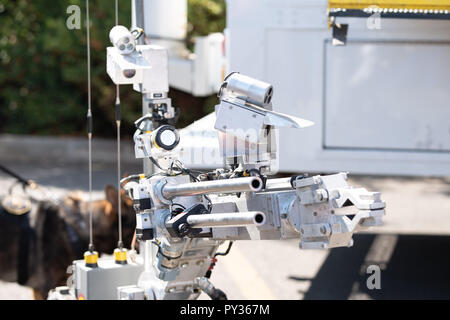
0 164 32 187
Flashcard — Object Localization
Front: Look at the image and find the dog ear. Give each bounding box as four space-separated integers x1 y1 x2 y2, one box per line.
106 184 133 211
105 185 119 208
121 189 134 207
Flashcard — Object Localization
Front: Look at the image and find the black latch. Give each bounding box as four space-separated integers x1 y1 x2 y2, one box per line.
332 22 348 46
165 203 209 238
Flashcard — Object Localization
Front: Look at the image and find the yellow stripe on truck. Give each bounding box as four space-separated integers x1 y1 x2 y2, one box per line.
328 0 450 10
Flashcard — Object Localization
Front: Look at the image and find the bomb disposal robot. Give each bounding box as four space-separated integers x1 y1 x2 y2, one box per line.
49 26 385 300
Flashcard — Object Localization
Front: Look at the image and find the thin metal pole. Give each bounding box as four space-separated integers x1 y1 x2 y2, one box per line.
116 97 122 249
86 0 94 252
115 0 119 25
115 0 123 249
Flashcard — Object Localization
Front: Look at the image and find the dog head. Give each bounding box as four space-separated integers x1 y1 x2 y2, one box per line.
92 185 136 253
11 185 137 299
62 185 136 254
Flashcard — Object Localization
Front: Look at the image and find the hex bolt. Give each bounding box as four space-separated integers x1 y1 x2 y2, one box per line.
178 223 189 236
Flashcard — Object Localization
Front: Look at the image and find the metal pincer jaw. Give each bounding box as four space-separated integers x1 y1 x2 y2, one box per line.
292 173 386 250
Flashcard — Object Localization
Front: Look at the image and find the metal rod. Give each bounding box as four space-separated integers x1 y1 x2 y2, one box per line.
186 211 266 228
161 177 263 200
264 177 293 191
115 0 118 25
86 0 94 251
114 0 123 249
116 97 122 248
132 0 145 45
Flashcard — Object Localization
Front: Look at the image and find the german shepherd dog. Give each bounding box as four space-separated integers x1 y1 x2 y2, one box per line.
0 186 136 299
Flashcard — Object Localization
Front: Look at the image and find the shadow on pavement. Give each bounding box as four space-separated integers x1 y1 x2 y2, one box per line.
293 234 450 299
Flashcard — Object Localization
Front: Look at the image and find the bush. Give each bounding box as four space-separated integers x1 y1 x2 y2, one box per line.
0 0 225 137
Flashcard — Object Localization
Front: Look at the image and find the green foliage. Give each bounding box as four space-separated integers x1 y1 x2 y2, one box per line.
187 0 226 49
0 0 226 137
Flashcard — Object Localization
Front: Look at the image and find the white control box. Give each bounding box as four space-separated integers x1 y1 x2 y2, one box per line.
107 45 169 94
73 258 144 300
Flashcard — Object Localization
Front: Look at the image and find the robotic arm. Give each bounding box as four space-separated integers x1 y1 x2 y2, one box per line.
61 26 385 301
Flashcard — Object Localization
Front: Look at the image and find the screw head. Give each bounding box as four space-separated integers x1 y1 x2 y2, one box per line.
178 223 190 236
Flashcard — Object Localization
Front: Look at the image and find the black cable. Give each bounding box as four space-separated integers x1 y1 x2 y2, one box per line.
152 240 182 260
171 203 186 210
149 156 164 171
214 241 233 257
0 164 32 187
170 161 213 210
170 203 186 215
206 241 233 279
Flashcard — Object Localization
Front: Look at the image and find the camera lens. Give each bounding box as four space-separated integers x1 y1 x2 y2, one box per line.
123 69 136 78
